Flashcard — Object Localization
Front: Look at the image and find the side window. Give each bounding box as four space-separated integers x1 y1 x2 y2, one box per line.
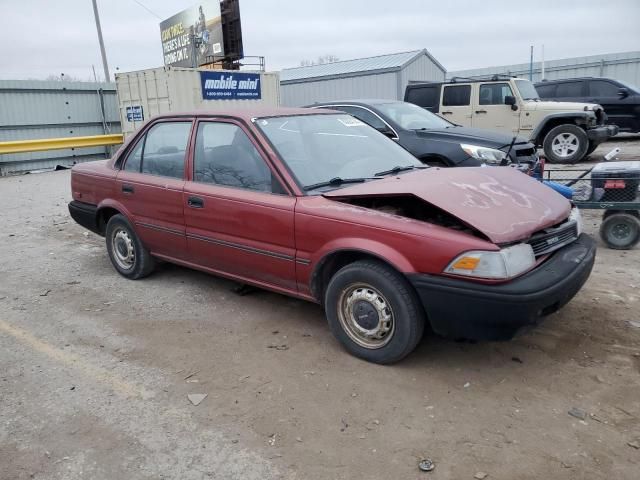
555 81 583 97
589 80 619 97
406 86 439 108
336 106 387 130
442 85 471 106
194 122 283 194
536 83 556 98
141 122 192 179
479 83 514 105
124 138 143 172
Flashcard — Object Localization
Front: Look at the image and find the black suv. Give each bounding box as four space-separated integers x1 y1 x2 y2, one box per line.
307 100 539 169
535 77 640 133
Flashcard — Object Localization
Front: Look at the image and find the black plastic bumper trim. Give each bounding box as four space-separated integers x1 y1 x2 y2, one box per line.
407 234 596 341
68 201 100 235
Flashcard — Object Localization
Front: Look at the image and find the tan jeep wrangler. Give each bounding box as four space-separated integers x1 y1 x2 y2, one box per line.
405 76 619 163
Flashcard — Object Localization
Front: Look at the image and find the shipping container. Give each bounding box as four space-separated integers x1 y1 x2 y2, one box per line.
115 67 280 136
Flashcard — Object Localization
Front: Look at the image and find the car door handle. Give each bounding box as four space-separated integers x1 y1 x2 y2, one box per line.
122 184 134 194
441 111 452 115
475 110 487 114
187 196 204 208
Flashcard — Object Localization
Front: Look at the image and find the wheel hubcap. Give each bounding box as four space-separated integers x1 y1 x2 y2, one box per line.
111 228 135 270
337 284 394 349
551 132 579 158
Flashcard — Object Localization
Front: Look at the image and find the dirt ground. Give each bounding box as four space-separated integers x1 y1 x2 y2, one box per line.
1 138 639 480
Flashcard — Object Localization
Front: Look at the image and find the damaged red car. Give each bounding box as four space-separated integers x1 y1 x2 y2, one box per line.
69 108 596 364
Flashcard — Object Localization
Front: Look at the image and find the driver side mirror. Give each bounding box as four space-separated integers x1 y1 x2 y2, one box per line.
618 88 629 99
504 95 518 111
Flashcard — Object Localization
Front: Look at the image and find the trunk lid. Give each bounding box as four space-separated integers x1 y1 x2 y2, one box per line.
324 167 571 244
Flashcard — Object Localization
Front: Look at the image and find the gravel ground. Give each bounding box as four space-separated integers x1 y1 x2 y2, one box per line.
1 140 639 479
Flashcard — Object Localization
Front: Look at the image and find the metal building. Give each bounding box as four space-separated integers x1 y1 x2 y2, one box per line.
280 49 446 106
0 80 120 175
448 51 640 86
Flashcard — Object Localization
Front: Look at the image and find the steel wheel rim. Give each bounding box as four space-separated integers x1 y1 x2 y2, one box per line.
337 283 395 349
551 132 579 158
608 220 635 246
112 228 135 270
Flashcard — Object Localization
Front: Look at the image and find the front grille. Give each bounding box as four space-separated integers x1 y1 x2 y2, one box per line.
527 220 578 256
515 147 536 157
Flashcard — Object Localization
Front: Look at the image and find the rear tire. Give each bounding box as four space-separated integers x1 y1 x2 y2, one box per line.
324 260 425 364
600 212 640 250
543 124 589 164
105 214 155 279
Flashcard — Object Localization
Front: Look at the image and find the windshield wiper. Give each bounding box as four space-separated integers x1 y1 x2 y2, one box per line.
374 165 427 177
303 176 380 191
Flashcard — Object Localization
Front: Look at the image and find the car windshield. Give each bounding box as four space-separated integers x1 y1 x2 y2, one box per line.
515 79 540 100
376 101 452 130
256 114 424 192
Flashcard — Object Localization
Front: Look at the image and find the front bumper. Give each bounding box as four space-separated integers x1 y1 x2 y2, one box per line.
587 124 619 143
407 234 596 341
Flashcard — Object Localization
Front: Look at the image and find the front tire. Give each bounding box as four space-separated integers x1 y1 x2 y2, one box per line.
543 124 589 164
324 260 425 364
105 214 155 279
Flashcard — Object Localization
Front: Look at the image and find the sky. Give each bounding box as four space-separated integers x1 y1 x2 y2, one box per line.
0 0 639 81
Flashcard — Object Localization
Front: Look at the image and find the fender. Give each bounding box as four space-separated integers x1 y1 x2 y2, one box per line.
306 237 418 299
530 112 594 142
96 198 135 227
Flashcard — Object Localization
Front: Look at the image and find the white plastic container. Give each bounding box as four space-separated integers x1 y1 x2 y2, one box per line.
115 66 280 137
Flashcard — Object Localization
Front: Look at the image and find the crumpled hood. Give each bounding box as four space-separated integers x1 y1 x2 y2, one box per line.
525 100 601 112
324 167 571 244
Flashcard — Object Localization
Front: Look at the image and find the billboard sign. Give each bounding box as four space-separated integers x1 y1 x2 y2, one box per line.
200 71 261 100
160 1 224 68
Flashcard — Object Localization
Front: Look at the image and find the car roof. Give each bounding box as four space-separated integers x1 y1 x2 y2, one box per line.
534 77 614 84
307 99 401 107
152 107 338 121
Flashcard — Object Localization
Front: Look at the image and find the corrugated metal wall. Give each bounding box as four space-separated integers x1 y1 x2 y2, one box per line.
0 80 121 175
280 52 446 106
448 51 640 85
281 71 399 106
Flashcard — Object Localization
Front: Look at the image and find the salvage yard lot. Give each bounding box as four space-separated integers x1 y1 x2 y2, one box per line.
1 139 640 479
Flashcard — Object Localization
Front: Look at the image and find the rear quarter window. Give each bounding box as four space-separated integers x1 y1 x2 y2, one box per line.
535 83 556 98
406 86 440 109
442 85 471 106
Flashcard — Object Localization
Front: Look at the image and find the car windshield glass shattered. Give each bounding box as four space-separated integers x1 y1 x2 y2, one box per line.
515 79 540 100
256 114 424 192
375 101 452 130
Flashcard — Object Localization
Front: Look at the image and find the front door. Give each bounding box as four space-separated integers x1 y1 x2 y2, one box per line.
115 120 193 260
439 84 473 126
588 79 633 131
472 82 519 135
183 119 297 292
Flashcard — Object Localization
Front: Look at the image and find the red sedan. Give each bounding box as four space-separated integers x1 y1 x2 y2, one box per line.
69 108 595 363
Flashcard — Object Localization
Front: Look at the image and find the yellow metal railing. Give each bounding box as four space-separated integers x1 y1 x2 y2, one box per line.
0 134 124 155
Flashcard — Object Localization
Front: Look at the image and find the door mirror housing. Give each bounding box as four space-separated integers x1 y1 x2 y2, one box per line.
618 87 629 99
504 95 518 110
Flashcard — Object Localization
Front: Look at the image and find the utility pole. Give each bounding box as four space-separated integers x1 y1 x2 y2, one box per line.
91 0 110 82
541 44 545 80
529 45 533 81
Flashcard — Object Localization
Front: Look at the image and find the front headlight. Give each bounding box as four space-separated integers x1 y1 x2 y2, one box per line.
445 243 536 279
460 144 508 165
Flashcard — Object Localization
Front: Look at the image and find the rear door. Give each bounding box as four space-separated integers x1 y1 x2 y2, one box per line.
472 82 520 134
439 84 472 126
183 119 297 291
587 79 632 130
116 120 193 260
